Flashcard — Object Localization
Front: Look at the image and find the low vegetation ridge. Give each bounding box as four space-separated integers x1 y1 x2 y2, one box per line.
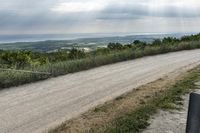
0 33 200 89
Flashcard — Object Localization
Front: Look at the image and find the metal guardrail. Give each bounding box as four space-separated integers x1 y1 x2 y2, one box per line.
186 92 200 133
0 68 51 75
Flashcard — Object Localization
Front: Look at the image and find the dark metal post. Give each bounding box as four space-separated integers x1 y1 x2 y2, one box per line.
186 92 200 133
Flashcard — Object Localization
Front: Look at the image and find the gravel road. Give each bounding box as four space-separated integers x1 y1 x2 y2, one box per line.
0 50 200 133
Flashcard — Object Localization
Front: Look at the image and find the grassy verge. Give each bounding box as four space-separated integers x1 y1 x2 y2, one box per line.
49 66 200 133
1 41 200 89
96 67 200 133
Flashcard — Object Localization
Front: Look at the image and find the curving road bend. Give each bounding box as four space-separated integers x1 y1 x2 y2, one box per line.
0 49 200 133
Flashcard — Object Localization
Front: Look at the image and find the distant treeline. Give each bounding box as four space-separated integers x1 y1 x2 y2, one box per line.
0 33 200 88
0 33 200 69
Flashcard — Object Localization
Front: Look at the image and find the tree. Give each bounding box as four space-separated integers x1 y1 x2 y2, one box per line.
108 43 123 50
133 40 142 45
68 48 86 59
152 39 162 46
133 40 147 50
162 37 173 44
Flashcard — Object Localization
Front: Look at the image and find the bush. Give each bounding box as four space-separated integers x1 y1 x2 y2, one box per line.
108 43 124 50
68 48 86 59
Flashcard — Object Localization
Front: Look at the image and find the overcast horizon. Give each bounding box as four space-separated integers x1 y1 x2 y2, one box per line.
1 0 200 35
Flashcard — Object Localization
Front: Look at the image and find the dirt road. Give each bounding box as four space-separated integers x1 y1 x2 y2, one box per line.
0 50 200 133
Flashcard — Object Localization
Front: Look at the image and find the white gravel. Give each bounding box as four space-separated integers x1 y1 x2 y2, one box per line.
143 95 190 133
0 50 200 133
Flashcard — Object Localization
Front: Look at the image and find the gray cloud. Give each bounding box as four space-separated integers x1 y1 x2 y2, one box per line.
97 3 200 20
0 0 200 34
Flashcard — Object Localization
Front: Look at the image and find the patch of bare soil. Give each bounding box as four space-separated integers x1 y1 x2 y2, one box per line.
143 94 189 133
143 82 200 133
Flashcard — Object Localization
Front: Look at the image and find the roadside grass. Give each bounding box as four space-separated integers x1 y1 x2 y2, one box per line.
102 67 200 133
0 71 49 88
1 41 200 89
49 66 200 133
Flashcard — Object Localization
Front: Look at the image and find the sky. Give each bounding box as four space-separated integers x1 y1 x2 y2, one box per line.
0 0 200 35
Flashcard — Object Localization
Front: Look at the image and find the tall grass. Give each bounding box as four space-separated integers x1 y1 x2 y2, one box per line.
0 71 49 88
0 41 200 89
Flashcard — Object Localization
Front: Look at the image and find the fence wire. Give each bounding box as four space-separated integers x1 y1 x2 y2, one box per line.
0 68 51 75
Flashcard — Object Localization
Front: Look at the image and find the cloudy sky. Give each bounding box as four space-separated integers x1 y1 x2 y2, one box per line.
1 0 200 35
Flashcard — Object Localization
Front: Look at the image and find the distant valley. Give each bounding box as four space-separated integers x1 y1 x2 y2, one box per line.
0 33 193 52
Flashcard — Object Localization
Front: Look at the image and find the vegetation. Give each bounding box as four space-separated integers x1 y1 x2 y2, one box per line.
0 33 200 89
99 66 200 133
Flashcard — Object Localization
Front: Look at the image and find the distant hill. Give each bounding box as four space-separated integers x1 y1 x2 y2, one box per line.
0 33 193 52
